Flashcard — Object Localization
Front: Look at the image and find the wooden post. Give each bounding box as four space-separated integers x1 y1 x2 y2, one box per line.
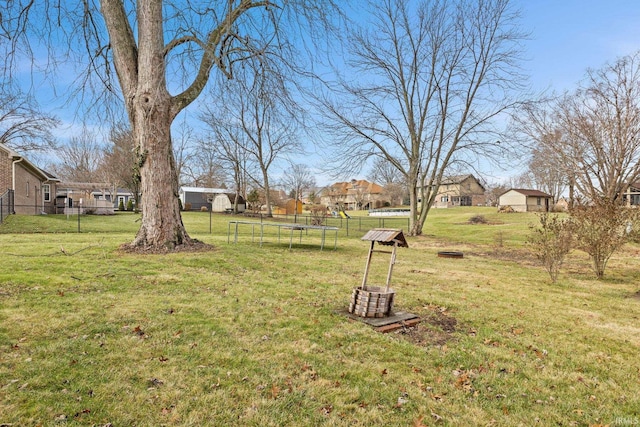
361 240 375 290
384 242 398 292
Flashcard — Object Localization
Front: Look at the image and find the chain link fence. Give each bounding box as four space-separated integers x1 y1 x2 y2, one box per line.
0 190 14 224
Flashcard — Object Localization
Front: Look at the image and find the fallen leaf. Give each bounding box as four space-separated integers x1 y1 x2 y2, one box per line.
319 405 332 416
413 416 428 427
270 385 280 399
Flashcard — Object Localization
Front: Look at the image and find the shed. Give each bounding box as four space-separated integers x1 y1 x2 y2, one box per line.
179 186 227 210
498 188 552 213
285 199 303 215
211 193 246 213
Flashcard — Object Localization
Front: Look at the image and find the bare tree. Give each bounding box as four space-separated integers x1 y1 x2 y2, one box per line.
6 1 341 251
199 115 251 214
518 52 640 205
0 86 59 153
516 144 568 205
204 55 302 217
185 138 228 188
100 125 142 209
484 182 509 207
281 163 315 204
51 128 104 182
368 157 406 206
315 0 525 235
172 119 196 188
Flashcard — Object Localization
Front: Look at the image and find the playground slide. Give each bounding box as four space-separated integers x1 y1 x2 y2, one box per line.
339 210 351 219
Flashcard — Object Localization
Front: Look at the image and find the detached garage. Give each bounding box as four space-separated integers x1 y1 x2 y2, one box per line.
498 188 552 213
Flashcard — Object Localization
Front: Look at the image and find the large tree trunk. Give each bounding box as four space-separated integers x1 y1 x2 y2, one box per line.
116 0 193 251
129 100 193 250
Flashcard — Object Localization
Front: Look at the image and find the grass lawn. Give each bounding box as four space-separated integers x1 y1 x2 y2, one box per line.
1 208 639 425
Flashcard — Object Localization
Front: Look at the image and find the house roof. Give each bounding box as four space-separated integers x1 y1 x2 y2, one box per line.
180 186 228 194
503 188 552 198
0 142 58 182
215 193 246 204
440 174 485 190
326 179 384 195
60 182 112 191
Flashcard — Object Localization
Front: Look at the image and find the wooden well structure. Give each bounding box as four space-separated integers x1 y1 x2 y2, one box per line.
349 228 408 318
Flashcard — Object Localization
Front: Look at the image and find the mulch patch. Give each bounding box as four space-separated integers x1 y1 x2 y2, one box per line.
119 240 215 255
393 305 458 347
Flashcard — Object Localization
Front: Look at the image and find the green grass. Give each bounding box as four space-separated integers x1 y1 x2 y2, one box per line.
1 209 639 426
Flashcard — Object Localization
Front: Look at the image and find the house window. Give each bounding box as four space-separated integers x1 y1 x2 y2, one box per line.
43 184 51 202
537 197 541 206
26 181 30 197
441 196 448 202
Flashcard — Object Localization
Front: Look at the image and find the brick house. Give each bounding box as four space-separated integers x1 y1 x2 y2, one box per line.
0 142 59 215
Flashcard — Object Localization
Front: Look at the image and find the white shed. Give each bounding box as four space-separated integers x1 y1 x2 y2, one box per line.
211 193 246 213
498 189 552 213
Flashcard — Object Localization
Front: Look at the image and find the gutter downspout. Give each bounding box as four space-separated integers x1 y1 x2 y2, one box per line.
12 157 24 191
11 158 24 215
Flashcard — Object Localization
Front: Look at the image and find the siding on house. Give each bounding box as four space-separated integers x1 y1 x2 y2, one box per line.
432 174 486 208
0 143 59 215
498 189 551 212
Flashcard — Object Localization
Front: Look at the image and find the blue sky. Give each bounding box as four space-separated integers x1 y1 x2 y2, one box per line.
13 0 640 185
517 0 640 93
